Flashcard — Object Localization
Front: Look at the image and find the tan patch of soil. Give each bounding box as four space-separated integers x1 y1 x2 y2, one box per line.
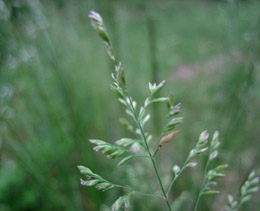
171 52 243 80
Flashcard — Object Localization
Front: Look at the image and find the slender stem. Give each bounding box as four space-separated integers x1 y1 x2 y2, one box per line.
204 156 211 175
194 185 205 211
93 14 172 209
153 145 161 157
114 185 164 199
126 95 172 211
134 191 164 199
194 148 211 211
194 149 211 211
150 156 172 210
167 175 178 197
167 158 189 196
133 155 150 158
104 28 171 209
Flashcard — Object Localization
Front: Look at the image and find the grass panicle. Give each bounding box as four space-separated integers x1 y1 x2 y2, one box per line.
78 11 259 211
225 171 259 211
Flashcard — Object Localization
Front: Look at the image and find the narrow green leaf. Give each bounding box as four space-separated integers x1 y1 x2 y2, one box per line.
203 190 220 195
185 162 197 168
96 182 113 191
246 187 259 194
207 181 217 187
248 171 256 180
150 97 169 104
211 131 219 146
78 166 93 176
118 155 134 166
214 164 228 171
89 139 107 145
148 82 154 92
164 117 184 132
93 145 108 152
199 130 209 143
168 92 175 106
112 196 123 211
152 80 166 95
111 85 125 99
118 98 128 107
141 114 150 126
106 149 125 159
125 109 135 118
241 195 251 205
123 194 131 210
209 150 218 160
231 201 238 208
102 184 115 192
80 179 100 186
227 194 233 204
147 135 152 144
101 146 117 155
96 26 110 43
115 138 136 147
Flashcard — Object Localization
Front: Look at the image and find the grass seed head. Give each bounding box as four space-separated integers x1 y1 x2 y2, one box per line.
160 130 180 145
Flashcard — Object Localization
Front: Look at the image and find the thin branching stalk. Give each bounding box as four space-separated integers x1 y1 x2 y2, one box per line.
167 131 210 197
77 11 259 211
116 42 172 211
167 158 190 197
114 185 164 199
116 35 173 207
87 11 172 210
194 156 211 211
194 131 228 211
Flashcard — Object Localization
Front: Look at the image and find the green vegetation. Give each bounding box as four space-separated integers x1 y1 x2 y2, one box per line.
0 0 259 210
78 10 258 211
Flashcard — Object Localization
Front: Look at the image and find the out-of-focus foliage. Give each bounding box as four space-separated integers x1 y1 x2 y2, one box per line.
0 0 259 210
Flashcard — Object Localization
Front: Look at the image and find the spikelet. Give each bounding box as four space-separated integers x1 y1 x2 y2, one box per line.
160 130 180 145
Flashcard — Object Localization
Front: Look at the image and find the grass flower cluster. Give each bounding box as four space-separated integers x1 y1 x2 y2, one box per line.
78 11 259 211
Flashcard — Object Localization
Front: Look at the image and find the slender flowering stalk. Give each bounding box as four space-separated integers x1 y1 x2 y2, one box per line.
167 130 209 196
85 11 172 210
77 11 259 211
194 131 228 211
225 171 259 211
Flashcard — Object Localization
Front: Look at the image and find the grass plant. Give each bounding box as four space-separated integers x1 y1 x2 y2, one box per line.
78 11 259 211
1 1 260 210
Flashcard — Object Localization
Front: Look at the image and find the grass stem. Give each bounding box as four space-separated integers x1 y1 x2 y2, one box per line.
126 95 172 211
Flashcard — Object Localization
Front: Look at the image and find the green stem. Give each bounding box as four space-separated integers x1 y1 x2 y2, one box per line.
104 28 171 210
126 95 172 211
167 158 189 196
134 191 164 199
194 148 212 211
94 14 172 209
194 185 205 211
115 185 164 199
133 155 150 158
152 145 161 157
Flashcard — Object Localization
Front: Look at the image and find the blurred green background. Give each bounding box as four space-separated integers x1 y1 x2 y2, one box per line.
0 0 259 210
